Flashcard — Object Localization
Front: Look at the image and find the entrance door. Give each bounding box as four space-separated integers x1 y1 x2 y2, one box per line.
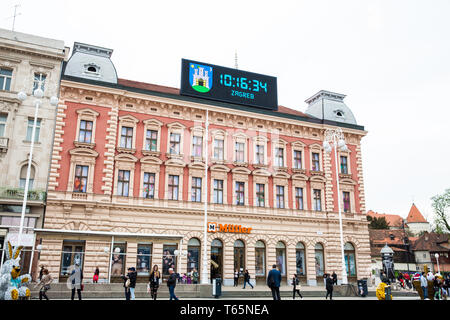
60 241 85 281
210 239 223 283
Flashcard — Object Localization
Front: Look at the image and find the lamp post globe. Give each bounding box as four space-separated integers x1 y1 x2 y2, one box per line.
18 91 27 101
33 88 44 98
50 96 59 106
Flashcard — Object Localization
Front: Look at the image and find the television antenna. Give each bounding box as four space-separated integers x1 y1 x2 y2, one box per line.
7 4 22 31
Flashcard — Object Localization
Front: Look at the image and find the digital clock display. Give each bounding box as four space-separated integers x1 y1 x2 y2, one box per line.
180 59 278 110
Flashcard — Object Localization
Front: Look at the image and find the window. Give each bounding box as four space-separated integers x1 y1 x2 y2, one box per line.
78 120 93 143
255 241 266 276
33 73 46 92
73 165 88 193
111 242 126 277
143 172 155 199
343 191 351 213
0 68 12 91
117 170 130 196
25 118 41 142
235 142 245 162
344 243 356 276
145 130 158 151
191 177 202 202
234 240 245 275
120 126 133 149
296 243 306 276
168 175 179 200
162 244 178 276
295 187 304 210
187 238 200 276
276 185 285 209
256 183 265 207
340 156 348 174
255 145 264 164
60 241 85 276
213 139 224 160
136 244 152 276
276 241 286 276
312 153 320 171
192 136 203 157
313 189 322 211
19 165 35 190
293 150 302 169
236 181 245 206
169 133 181 155
0 114 7 137
315 243 325 277
275 148 284 167
213 179 223 204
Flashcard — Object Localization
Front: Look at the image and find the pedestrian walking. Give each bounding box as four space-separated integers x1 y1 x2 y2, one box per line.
149 265 161 300
34 268 52 300
122 267 137 300
167 268 179 300
267 264 282 300
323 272 327 286
234 269 239 287
69 261 83 300
39 265 45 281
325 274 334 300
420 272 429 300
192 267 199 284
93 266 99 283
242 269 254 289
332 271 337 285
292 274 303 300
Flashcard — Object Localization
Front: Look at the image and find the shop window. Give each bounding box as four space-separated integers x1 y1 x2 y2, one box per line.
162 244 178 276
60 241 85 277
276 241 286 276
211 239 223 282
73 165 88 193
295 187 304 210
111 242 126 277
344 243 356 276
19 164 35 190
255 241 266 277
296 242 306 276
234 240 245 275
315 243 325 277
213 179 223 204
187 238 200 277
136 244 152 276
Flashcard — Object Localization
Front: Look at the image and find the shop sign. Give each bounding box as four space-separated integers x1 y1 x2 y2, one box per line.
207 222 252 234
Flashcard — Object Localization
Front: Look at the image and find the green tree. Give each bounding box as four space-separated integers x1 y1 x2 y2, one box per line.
431 188 450 234
367 216 390 229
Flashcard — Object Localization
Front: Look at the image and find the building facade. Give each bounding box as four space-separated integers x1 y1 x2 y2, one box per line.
0 28 65 275
36 42 371 286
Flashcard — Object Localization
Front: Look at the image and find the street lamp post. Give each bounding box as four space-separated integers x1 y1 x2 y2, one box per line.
201 109 209 285
16 74 58 247
323 127 349 285
434 253 440 274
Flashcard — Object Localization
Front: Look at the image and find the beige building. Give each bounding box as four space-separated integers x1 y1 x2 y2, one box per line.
0 28 66 274
36 42 372 287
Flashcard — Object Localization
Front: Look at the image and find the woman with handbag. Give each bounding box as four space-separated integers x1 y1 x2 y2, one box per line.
149 265 161 300
34 268 53 300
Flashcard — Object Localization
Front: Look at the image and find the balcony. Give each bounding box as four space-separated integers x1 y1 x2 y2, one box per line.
0 137 8 152
0 187 46 202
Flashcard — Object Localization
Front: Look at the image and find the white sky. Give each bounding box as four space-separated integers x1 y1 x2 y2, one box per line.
1 0 449 223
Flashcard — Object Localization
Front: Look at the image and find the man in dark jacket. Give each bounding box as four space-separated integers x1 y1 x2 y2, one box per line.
167 268 179 300
267 264 282 300
122 267 137 300
325 274 334 300
332 271 337 285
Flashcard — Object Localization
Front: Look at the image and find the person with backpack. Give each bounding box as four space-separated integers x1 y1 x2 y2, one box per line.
292 274 303 300
267 264 282 300
242 269 254 289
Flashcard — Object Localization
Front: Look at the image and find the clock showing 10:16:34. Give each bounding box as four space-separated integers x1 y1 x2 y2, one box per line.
219 74 268 92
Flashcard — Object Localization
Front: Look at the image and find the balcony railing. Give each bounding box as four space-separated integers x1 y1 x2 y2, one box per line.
0 187 46 202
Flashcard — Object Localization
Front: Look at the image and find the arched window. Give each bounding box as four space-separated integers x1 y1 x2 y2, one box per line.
344 242 356 276
276 241 286 276
296 242 306 276
211 239 223 282
234 240 245 274
20 164 35 189
255 241 266 277
315 243 325 277
187 238 201 277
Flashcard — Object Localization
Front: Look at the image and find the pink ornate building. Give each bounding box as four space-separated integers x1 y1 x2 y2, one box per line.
36 43 371 286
